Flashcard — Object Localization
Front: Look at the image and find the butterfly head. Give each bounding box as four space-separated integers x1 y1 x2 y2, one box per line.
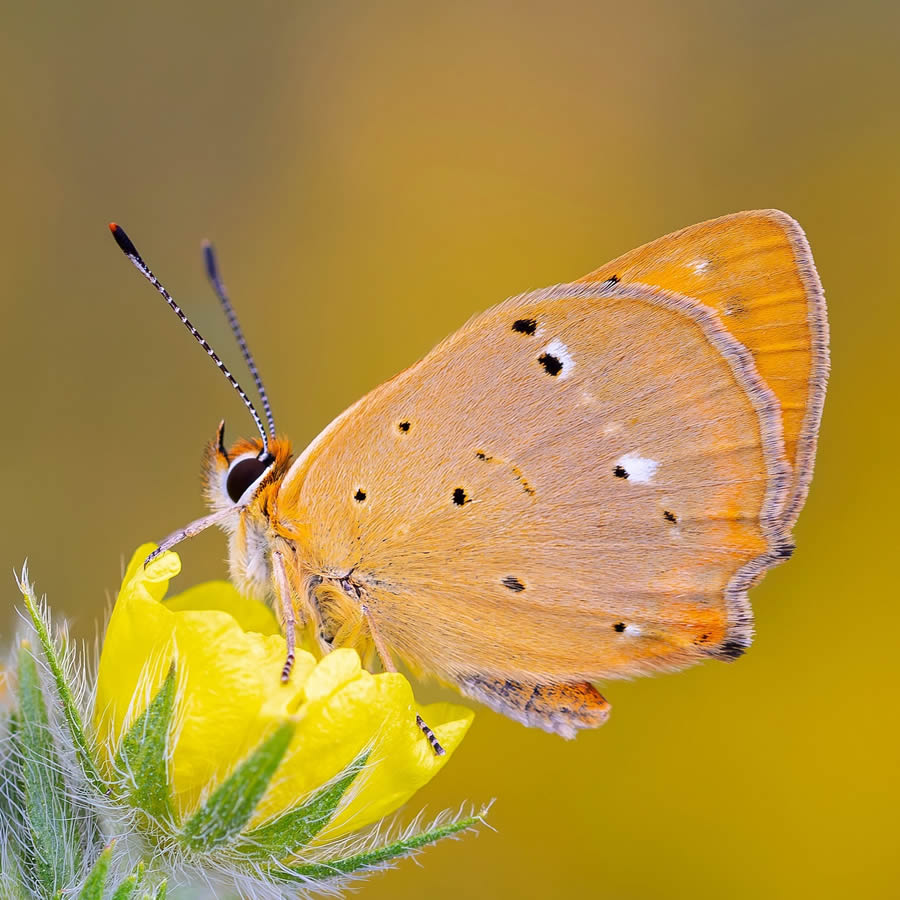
204 420 294 516
202 421 295 596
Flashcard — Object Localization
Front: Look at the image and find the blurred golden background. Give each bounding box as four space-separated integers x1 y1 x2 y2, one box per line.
3 1 898 897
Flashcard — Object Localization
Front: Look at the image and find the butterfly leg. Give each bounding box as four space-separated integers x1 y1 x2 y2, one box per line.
144 508 234 567
360 603 446 756
272 549 297 683
459 676 610 739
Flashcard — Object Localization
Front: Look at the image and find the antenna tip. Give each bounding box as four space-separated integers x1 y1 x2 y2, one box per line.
108 222 140 258
203 241 219 281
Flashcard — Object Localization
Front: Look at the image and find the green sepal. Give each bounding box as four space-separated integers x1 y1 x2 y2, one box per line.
0 712 28 897
235 751 369 861
114 663 176 822
140 882 166 900
78 845 112 899
0 710 22 826
274 814 483 883
18 572 107 795
110 861 145 899
17 643 80 895
179 720 295 854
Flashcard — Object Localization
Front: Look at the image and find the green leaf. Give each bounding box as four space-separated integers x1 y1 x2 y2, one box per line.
110 861 145 899
115 663 176 822
235 751 369 860
78 845 112 899
17 642 80 895
179 720 295 854
274 813 483 883
17 570 107 795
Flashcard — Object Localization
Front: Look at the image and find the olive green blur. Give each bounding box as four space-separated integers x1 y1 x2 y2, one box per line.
2 2 897 897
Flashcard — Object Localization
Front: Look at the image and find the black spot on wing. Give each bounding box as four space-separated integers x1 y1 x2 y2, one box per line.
538 352 563 376
512 318 537 335
613 622 626 633
502 576 525 592
452 487 469 505
663 510 677 523
613 465 628 479
398 420 411 432
354 489 367 502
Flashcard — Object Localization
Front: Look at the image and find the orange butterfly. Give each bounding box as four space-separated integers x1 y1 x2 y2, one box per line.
109 210 828 748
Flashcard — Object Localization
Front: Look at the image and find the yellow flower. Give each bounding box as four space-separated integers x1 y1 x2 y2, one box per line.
94 545 473 844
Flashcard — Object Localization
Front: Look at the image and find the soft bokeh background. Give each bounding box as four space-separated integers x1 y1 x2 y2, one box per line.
3 1 898 897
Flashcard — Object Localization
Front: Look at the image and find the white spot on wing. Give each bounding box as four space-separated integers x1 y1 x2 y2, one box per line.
542 338 575 380
624 624 642 637
616 453 659 483
693 258 710 274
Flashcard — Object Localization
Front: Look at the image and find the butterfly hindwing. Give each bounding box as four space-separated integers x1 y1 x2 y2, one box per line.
278 281 792 702
458 676 611 739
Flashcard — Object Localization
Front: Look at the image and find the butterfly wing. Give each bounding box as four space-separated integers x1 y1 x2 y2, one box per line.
578 210 828 527
277 281 793 703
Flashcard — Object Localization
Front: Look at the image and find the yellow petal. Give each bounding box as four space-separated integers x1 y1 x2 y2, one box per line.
165 608 315 816
301 646 365 702
94 545 181 762
250 649 382 825
122 542 181 601
314 686 474 842
165 581 280 636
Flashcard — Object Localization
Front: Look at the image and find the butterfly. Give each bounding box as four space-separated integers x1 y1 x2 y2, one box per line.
109 209 828 748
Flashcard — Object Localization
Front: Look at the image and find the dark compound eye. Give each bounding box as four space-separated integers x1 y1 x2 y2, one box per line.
226 456 271 503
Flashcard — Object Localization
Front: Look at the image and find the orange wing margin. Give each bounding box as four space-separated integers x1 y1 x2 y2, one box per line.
578 210 828 528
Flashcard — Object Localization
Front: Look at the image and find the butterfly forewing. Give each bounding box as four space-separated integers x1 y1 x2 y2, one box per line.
277 282 791 688
578 210 828 528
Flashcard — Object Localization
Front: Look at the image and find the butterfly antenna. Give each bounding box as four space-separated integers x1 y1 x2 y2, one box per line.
108 223 273 461
202 240 276 440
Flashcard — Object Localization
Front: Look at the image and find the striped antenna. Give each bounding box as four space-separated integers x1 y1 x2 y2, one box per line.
108 223 273 461
202 240 276 440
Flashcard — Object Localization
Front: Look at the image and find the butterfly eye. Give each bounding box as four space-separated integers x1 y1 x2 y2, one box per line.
226 456 271 504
